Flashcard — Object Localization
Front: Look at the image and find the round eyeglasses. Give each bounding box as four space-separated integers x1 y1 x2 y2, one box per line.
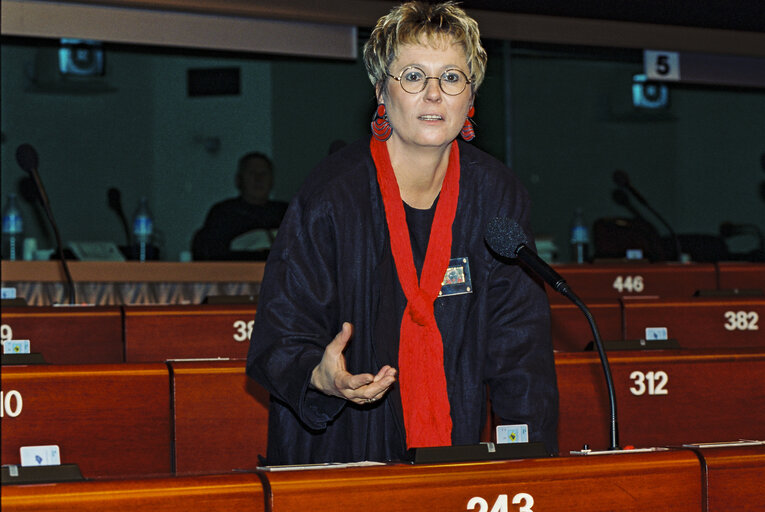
387 66 471 96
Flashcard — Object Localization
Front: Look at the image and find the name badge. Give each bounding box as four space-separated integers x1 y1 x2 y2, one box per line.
439 257 472 298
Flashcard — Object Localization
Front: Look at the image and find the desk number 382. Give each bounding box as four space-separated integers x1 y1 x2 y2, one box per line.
723 311 759 331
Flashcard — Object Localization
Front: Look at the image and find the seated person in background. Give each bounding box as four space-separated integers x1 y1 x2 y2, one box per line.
192 152 288 260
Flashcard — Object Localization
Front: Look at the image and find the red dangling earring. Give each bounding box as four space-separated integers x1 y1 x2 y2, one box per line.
460 106 476 141
371 104 392 141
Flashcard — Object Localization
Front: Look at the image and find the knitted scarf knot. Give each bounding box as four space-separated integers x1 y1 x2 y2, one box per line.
409 289 433 326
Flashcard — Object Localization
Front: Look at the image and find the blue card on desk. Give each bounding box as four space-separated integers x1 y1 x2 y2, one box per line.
20 445 61 467
3 339 30 354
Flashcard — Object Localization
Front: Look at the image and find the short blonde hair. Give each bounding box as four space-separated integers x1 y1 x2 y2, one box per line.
363 1 487 93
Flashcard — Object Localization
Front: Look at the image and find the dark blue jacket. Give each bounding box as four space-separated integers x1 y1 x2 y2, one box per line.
246 138 558 464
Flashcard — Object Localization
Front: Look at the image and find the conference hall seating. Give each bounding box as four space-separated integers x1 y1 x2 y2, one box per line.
549 299 622 351
170 360 269 475
2 262 763 511
5 350 762 480
2 449 703 511
1 306 123 364
555 347 765 453
123 303 257 362
5 443 764 511
1 363 172 479
689 443 765 512
1 473 265 512
547 262 718 301
716 261 765 290
621 295 764 349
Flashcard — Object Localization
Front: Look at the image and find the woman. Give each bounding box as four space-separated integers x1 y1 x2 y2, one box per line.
247 1 558 465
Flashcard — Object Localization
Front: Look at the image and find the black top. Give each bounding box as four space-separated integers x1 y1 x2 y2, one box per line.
191 196 288 260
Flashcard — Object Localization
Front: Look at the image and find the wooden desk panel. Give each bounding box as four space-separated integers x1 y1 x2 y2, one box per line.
694 443 765 512
262 451 701 511
716 262 765 291
1 364 172 478
550 300 622 351
549 263 717 300
555 348 765 454
622 296 765 349
170 361 269 475
123 304 257 362
0 472 265 512
0 306 123 364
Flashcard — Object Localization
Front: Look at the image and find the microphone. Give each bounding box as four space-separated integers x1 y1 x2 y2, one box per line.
15 143 76 305
107 187 131 246
485 217 569 295
612 189 644 221
486 217 620 451
613 170 682 261
612 170 649 207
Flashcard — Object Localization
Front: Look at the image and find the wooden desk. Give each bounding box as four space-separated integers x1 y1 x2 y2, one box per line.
0 472 265 512
550 300 622 351
260 450 701 511
716 262 765 291
123 304 257 362
555 348 765 454
692 443 765 512
0 306 123 364
170 361 269 475
1 451 702 512
550 262 717 300
622 296 765 349
1 364 172 478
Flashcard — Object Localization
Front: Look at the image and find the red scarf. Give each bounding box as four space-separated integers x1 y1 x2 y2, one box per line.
370 137 460 448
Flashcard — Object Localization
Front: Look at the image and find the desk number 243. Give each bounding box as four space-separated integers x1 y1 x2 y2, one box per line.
468 493 534 512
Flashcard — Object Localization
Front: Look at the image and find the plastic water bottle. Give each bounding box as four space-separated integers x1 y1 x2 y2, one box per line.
132 196 154 262
2 194 24 261
570 207 589 264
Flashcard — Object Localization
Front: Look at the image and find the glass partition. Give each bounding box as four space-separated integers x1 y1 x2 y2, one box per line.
2 33 763 263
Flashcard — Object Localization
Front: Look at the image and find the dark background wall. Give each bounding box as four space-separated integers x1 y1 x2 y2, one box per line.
2 33 763 261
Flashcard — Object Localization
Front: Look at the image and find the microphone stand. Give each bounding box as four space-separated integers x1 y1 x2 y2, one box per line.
614 170 682 261
17 143 76 305
486 217 621 452
559 285 619 451
29 169 76 305
513 243 620 451
637 199 682 262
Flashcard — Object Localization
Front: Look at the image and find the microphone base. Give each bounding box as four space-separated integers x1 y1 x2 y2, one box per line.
1 352 47 366
1 463 84 485
585 339 680 351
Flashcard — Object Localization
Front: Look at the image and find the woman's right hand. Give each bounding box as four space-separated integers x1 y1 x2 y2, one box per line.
310 322 397 405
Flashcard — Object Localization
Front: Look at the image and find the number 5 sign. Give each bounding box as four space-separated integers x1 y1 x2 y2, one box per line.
644 50 680 81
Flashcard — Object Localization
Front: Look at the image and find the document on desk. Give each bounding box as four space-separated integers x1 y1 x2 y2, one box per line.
683 440 764 448
258 461 386 472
